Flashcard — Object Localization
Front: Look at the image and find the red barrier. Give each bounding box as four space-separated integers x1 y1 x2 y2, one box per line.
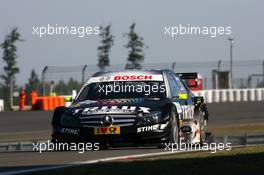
41 97 49 111
58 97 65 107
48 97 54 110
32 96 65 111
53 96 59 108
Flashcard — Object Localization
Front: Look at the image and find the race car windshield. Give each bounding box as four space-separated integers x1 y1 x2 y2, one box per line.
77 81 166 101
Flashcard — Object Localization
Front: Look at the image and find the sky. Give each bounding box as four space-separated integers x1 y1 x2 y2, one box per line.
0 0 263 85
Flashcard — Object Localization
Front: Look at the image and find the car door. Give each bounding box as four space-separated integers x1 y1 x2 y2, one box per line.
173 74 195 120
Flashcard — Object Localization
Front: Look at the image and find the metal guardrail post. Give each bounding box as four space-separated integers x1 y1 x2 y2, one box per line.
223 135 228 145
19 142 23 151
41 66 48 96
247 76 252 88
172 62 176 72
228 37 234 89
7 144 11 151
82 65 87 83
263 60 264 87
244 133 248 145
9 75 14 110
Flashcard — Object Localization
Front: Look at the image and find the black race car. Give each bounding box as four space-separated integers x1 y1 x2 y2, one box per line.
51 70 209 149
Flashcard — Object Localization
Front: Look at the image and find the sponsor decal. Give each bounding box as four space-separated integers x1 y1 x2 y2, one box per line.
98 98 144 105
181 105 194 119
60 128 80 134
172 102 194 119
94 126 120 135
178 93 188 99
72 108 82 115
114 75 152 81
87 74 163 83
137 124 159 133
73 106 150 115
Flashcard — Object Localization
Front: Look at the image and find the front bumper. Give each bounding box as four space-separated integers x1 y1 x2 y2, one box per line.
52 122 170 144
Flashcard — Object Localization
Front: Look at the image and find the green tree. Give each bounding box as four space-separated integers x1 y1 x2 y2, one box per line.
54 78 81 95
97 25 114 71
67 78 81 93
125 23 145 69
26 69 40 92
0 28 22 109
55 80 67 95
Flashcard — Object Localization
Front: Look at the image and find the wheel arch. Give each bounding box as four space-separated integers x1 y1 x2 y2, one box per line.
52 106 68 126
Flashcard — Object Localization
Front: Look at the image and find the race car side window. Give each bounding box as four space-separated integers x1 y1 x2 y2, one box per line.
175 77 189 94
168 73 190 105
179 78 191 93
167 73 180 98
176 77 194 104
77 85 90 101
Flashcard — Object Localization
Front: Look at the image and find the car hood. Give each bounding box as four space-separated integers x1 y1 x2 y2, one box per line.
63 98 169 116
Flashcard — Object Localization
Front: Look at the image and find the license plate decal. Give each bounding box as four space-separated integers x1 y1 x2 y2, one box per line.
94 126 120 135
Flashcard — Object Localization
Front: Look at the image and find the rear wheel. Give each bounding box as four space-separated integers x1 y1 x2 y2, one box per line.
198 112 207 144
193 102 208 145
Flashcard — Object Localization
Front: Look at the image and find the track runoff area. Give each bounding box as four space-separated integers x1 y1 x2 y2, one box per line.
1 101 264 174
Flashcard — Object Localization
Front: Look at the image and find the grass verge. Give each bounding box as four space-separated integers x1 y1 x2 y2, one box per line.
207 123 264 135
24 146 264 175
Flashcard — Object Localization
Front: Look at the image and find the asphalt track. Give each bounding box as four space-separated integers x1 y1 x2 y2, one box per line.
0 101 263 142
0 147 165 173
0 101 263 173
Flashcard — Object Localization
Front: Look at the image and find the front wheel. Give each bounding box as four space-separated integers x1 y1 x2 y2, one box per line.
169 112 179 144
157 112 179 149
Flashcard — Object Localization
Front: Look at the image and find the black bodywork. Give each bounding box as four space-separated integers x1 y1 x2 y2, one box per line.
52 98 174 144
51 70 209 147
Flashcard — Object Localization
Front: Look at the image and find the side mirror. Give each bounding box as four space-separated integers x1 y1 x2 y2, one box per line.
194 96 204 104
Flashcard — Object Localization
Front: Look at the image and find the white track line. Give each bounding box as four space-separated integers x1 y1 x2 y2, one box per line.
2 144 249 175
1 150 189 175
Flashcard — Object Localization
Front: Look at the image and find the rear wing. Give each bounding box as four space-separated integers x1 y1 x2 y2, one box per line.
176 72 198 80
176 72 202 91
176 72 199 88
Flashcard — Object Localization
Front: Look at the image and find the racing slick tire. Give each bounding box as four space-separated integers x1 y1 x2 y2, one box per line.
169 111 179 144
157 111 179 148
194 107 208 145
198 112 206 145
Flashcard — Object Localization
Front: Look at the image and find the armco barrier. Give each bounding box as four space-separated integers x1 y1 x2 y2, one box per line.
0 99 4 112
193 88 264 103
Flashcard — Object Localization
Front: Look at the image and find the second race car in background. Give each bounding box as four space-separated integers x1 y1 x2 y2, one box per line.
51 70 209 149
